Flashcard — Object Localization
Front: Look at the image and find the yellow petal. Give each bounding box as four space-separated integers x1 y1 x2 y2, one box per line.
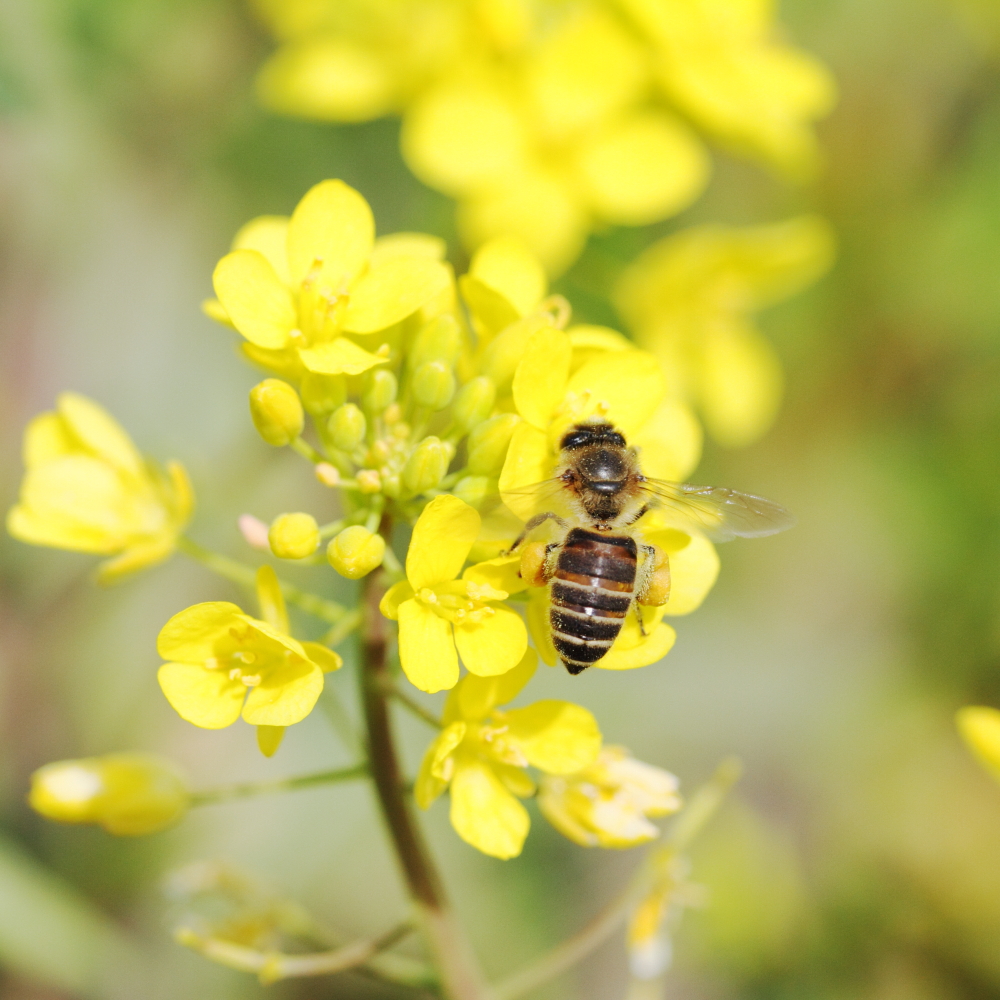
576 112 710 226
380 580 415 621
286 179 374 288
397 599 460 694
596 623 677 671
371 232 447 267
57 393 144 477
255 564 289 632
256 726 286 757
231 215 291 284
462 555 527 596
401 81 528 196
94 537 175 585
300 642 343 673
449 756 530 859
663 534 720 616
406 495 480 590
526 586 558 666
242 660 324 726
700 322 782 448
480 314 556 390
498 422 551 519
458 275 521 339
343 257 451 334
454 605 527 677
415 721 467 809
23 412 75 468
504 700 601 774
456 647 538 721
157 662 245 729
202 297 232 326
157 602 244 662
469 237 547 317
213 250 295 349
298 338 388 376
256 38 393 122
563 350 665 439
631 398 703 483
957 706 1000 783
240 343 306 379
512 327 572 430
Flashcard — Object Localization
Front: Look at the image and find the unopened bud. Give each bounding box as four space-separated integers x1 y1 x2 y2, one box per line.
362 369 397 414
268 512 319 559
314 462 340 487
357 469 382 493
410 315 462 368
381 472 401 498
238 514 271 550
412 361 456 410
467 413 520 475
326 525 386 579
453 475 491 507
328 403 366 451
452 376 496 433
300 373 346 416
29 753 189 836
249 379 303 447
403 436 451 494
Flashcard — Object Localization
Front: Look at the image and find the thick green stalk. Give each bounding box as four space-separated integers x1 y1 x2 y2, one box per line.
358 539 490 1000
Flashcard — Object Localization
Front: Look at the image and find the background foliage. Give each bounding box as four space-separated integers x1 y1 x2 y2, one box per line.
3 0 1000 997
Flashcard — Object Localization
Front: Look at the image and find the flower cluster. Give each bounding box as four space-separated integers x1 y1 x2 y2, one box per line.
251 0 835 273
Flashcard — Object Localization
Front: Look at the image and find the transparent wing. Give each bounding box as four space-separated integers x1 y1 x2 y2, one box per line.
638 478 795 542
476 478 572 541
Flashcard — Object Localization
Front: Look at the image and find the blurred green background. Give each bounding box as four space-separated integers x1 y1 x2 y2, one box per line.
4 0 1000 997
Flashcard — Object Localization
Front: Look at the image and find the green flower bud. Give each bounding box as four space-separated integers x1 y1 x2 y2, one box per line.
412 361 456 410
467 413 520 475
453 475 491 507
327 525 386 579
249 379 304 447
410 315 462 369
29 753 189 836
328 403 366 451
268 512 319 559
300 373 346 416
403 436 451 494
362 369 397 414
451 376 496 433
381 472 401 499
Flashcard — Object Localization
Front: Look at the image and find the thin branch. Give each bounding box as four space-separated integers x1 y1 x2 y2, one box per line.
189 763 368 806
320 609 363 647
178 536 347 624
386 682 443 729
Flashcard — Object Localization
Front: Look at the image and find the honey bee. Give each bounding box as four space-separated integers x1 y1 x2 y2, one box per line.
502 420 794 674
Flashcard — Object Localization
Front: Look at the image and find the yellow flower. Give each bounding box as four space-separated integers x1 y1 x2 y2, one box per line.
157 567 341 732
208 179 452 378
538 745 681 848
29 753 189 836
622 0 837 175
380 495 528 693
615 216 835 447
957 706 1000 783
497 326 717 669
6 393 193 584
415 649 602 858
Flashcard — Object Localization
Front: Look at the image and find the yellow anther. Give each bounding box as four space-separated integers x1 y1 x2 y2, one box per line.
240 674 262 688
228 667 242 681
357 469 382 493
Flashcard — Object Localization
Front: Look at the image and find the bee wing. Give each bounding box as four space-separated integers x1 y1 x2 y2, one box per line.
639 479 795 542
476 478 573 540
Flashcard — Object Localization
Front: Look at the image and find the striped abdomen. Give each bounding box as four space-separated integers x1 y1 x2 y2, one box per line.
550 528 637 674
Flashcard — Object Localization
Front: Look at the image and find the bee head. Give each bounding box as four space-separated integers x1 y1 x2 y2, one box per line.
560 422 631 498
559 422 626 452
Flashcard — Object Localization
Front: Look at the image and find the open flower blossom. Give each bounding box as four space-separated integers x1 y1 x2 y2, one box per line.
416 649 602 858
207 179 452 378
29 753 189 836
157 566 342 736
957 706 1000 784
538 745 681 848
252 0 834 274
380 495 528 693
496 324 720 670
615 215 835 447
6 393 193 584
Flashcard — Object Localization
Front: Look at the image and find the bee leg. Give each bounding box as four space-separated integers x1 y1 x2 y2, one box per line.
520 540 560 586
636 545 670 608
504 512 566 555
634 600 647 637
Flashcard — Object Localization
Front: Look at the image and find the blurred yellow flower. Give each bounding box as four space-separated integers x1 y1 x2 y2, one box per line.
207 179 451 377
157 598 341 731
29 753 189 836
252 0 833 274
415 649 602 858
380 494 528 693
538 745 681 848
957 705 1000 783
6 393 193 584
615 215 835 447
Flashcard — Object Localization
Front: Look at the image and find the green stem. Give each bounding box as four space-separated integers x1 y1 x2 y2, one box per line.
320 609 362 647
385 682 443 730
291 436 326 464
190 763 368 806
358 527 490 1000
178 536 347 625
